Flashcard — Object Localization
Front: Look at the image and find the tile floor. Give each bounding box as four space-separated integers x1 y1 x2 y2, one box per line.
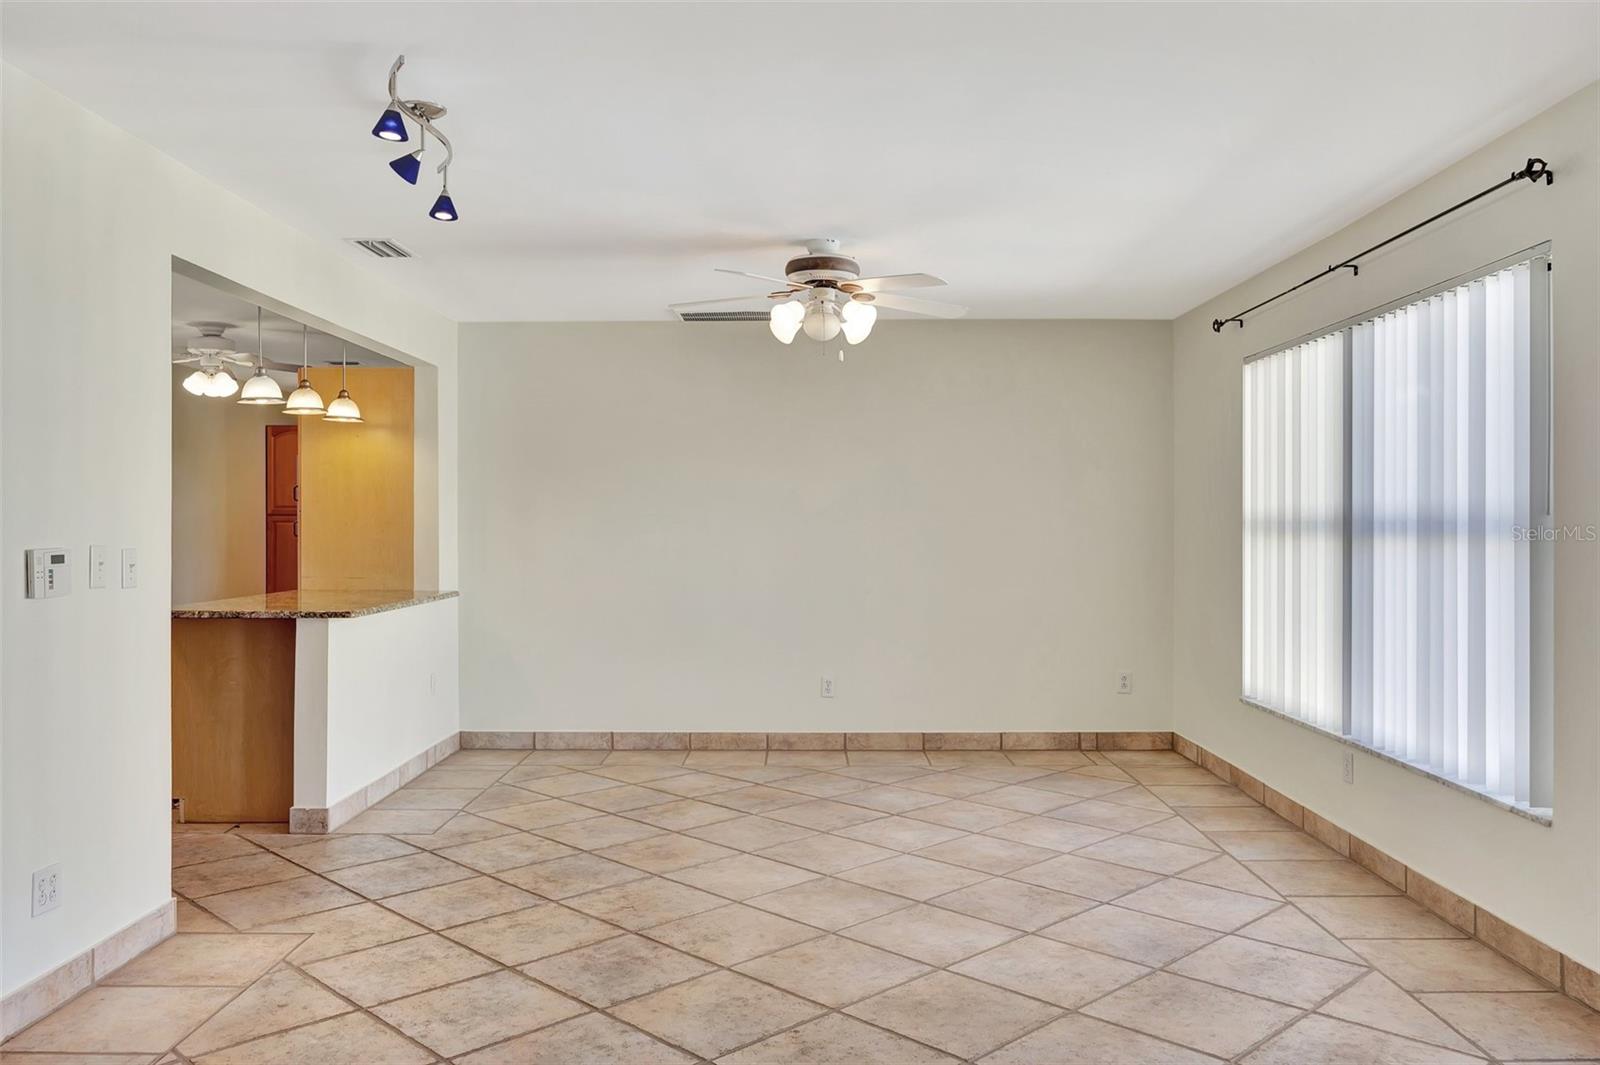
6 747 1598 1063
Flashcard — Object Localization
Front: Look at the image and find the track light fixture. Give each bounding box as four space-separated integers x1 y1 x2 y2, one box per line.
370 55 458 221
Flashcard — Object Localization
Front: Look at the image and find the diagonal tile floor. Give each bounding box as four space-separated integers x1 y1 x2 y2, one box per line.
6 747 1598 1063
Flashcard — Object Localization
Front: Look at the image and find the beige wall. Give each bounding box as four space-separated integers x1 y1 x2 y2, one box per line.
170 368 295 604
1171 83 1599 966
459 319 1173 734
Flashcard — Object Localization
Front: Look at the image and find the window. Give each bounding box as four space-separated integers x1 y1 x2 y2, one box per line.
1242 248 1553 812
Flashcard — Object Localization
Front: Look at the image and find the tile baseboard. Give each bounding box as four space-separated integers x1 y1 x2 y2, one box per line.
1172 731 1599 1013
461 730 1171 751
291 731 461 834
1 897 175 1040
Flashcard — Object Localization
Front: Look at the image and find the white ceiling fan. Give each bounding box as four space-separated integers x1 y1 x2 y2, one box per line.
172 321 297 400
669 239 967 351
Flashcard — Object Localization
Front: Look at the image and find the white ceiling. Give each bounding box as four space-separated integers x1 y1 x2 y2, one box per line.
7 2 1597 322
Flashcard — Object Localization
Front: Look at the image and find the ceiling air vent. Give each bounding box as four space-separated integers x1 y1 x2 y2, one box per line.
675 310 771 323
347 238 413 259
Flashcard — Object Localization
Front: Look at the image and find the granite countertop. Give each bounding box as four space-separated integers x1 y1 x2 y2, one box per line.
172 589 459 619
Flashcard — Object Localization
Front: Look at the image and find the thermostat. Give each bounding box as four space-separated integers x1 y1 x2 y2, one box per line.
25 548 71 599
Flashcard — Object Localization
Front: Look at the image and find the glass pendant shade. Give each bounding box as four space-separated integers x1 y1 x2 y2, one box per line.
769 301 805 344
429 191 458 221
284 379 326 416
389 150 423 184
182 369 210 395
238 369 286 405
324 389 363 423
802 302 841 342
840 300 877 345
204 370 239 398
372 107 409 141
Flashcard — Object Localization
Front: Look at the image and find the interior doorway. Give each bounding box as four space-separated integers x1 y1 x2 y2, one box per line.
265 425 298 592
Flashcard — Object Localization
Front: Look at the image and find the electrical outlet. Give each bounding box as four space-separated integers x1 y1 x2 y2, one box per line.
1342 751 1356 784
1116 671 1133 695
32 864 62 917
820 675 834 699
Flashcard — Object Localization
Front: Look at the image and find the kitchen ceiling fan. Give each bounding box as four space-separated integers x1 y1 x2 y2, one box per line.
669 239 967 351
172 320 297 400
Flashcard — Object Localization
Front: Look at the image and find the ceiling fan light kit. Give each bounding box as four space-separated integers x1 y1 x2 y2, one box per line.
370 55 457 221
672 238 965 359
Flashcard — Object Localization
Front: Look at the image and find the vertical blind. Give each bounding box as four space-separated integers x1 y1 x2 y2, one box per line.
1243 255 1550 809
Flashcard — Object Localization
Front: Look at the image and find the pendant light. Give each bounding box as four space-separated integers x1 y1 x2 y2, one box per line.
283 324 326 416
324 343 364 423
238 307 286 405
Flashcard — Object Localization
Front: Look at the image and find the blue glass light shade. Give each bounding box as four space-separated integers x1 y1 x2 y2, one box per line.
389 151 422 184
371 108 409 142
429 191 458 221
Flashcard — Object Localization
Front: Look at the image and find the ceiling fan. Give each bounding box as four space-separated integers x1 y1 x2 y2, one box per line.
669 239 967 351
172 321 296 400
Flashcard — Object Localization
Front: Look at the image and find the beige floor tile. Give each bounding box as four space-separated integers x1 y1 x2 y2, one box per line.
1294 895 1467 939
391 812 520 850
1134 816 1221 851
410 766 507 789
1125 766 1225 786
172 833 261 868
377 786 480 810
600 750 688 765
481 799 603 832
596 832 737 873
565 877 726 930
839 785 949 813
902 773 1004 800
1176 854 1283 899
255 901 427 964
1319 972 1481 1054
442 749 528 766
498 852 649 899
517 772 616 797
666 853 819 899
1048 798 1169 832
175 966 350 1057
979 1013 1219 1064
463 783 552 813
1027 772 1139 801
1168 935 1367 1007
906 799 1028 833
1179 805 1298 831
1010 853 1164 901
274 834 418 873
684 750 768 766
842 902 1019 966
372 970 585 1058
628 798 744 830
1098 785 1174 812
969 785 1077 815
765 751 848 767
188 1010 433 1064
1041 904 1219 966
515 750 609 766
953 935 1148 1008
1234 905 1362 963
844 971 1062 1059
303 931 496 1005
172 853 306 899
930 877 1097 931
590 763 693 783
914 834 1055 874
1004 751 1095 767
456 1012 694 1064
102 934 294 987
646 902 822 965
1148 785 1258 807
195 875 361 930
535 814 664 849
2 987 235 1053
443 903 619 964
984 815 1117 852
705 784 812 814
836 854 988 901
333 808 454 834
1114 877 1281 931
835 816 967 852
847 751 933 765
748 876 913 930
499 763 580 786
1073 835 1217 874
644 772 748 798
1083 972 1300 1058
711 764 815 784
435 831 576 873
381 875 541 930
1421 991 1600 1059
720 1013 957 1064
324 851 473 899
573 784 678 813
1209 830 1342 861
736 934 931 1007
753 834 898 874
767 799 885 831
1244 859 1400 896
1240 1013 1483 1065
1352 939 1552 991
611 971 824 1058
520 933 714 1008
177 899 236 933
686 815 816 851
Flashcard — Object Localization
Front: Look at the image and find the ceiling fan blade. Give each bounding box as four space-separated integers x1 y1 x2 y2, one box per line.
869 292 968 319
714 268 806 289
667 293 780 313
848 273 946 292
260 358 301 372
170 355 206 364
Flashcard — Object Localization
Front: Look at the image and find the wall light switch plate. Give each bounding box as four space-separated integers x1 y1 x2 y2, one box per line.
1342 751 1356 784
89 546 109 589
32 864 62 917
820 675 835 699
120 547 139 589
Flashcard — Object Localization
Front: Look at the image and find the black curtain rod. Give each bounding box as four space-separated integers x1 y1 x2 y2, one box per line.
1211 157 1554 333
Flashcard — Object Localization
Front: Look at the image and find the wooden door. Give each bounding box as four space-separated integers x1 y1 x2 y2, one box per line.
265 425 298 592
